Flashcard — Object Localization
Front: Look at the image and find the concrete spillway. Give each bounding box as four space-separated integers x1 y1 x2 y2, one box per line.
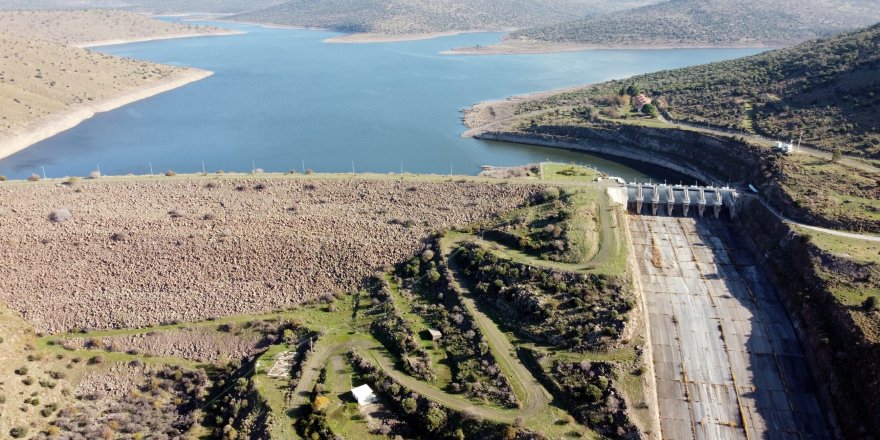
630 216 830 439
625 184 739 218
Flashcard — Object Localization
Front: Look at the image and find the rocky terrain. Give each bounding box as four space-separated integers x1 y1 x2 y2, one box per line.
0 176 539 333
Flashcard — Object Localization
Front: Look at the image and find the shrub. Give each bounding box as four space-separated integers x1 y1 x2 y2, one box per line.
14 366 27 375
305 169 314 175
28 173 40 181
89 170 101 179
9 426 27 438
87 355 104 365
48 209 72 223
253 168 264 174
64 176 80 185
864 296 878 311
0 175 7 181
165 170 176 177
169 209 184 218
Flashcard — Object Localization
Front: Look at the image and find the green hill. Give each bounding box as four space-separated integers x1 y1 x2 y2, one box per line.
511 0 880 47
531 22 880 158
228 0 656 35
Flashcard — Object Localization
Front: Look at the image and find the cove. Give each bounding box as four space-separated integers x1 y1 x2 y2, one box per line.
0 21 764 181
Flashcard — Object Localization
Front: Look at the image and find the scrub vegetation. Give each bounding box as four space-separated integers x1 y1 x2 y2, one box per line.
511 0 880 48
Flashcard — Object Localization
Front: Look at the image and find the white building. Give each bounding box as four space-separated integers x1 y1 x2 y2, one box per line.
351 384 377 406
774 141 794 155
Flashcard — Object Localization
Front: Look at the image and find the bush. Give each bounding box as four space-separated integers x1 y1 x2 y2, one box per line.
9 426 27 438
28 173 40 182
864 296 878 311
0 175 7 181
89 170 101 179
165 170 176 177
49 209 72 223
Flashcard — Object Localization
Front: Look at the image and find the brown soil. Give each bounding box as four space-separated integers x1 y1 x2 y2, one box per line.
0 176 538 333
63 327 265 363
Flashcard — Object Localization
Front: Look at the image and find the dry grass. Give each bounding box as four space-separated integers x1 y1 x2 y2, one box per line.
0 9 228 46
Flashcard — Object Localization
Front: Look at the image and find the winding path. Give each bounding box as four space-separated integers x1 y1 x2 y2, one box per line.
744 193 880 242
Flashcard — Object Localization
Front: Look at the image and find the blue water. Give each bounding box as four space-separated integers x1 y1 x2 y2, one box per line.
0 22 764 180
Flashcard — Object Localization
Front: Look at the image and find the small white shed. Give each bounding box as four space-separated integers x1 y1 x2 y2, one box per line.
351 384 377 406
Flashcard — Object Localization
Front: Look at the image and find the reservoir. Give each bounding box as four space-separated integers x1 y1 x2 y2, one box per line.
0 21 763 180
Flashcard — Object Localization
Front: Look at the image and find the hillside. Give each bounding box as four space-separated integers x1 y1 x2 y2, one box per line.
228 0 656 37
572 23 880 158
0 30 211 160
509 0 880 48
0 0 285 14
0 9 233 46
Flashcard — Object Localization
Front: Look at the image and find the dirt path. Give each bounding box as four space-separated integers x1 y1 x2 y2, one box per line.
440 237 551 416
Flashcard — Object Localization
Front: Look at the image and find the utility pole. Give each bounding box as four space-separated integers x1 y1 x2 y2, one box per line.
251 161 256 173
301 160 305 174
201 161 206 175
351 161 355 174
40 166 46 180
149 162 153 176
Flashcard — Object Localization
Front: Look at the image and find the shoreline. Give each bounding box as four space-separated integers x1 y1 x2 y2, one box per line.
74 29 244 48
443 40 774 55
324 30 497 44
0 69 213 162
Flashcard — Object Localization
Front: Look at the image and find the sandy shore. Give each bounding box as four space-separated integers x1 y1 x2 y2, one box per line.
461 84 589 137
0 69 213 161
75 29 244 48
444 39 772 55
324 30 495 44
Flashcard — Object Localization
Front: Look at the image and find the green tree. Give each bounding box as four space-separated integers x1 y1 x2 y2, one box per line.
642 103 659 118
425 406 448 432
626 84 641 97
863 296 878 311
831 147 842 162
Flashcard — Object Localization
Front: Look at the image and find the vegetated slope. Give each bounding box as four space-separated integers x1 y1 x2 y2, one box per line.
518 23 880 158
511 0 880 47
0 31 192 136
0 9 228 46
229 0 656 35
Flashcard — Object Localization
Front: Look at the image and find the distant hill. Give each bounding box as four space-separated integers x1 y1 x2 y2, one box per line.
0 9 230 46
510 0 880 47
0 0 285 14
228 0 656 36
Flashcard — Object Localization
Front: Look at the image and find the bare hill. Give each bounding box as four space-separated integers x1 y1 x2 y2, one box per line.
0 30 210 159
0 0 285 14
228 0 656 36
0 9 232 46
510 0 880 47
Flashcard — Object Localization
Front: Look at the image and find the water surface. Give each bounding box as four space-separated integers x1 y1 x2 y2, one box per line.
0 22 764 181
